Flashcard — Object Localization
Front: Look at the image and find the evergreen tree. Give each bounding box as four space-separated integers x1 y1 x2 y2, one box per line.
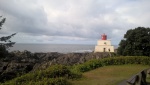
117 27 150 56
0 16 16 58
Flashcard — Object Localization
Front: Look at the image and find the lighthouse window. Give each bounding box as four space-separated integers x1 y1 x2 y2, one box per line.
104 42 106 45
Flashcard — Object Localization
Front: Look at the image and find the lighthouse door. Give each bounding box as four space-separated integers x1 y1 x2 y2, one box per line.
103 48 106 52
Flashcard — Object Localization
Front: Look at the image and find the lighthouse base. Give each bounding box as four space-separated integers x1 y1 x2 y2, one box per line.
94 45 114 52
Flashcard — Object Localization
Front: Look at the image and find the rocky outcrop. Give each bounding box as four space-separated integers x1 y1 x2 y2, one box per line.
54 52 110 65
0 50 112 82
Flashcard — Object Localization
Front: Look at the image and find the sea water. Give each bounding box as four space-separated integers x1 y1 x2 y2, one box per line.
9 44 95 53
9 44 118 53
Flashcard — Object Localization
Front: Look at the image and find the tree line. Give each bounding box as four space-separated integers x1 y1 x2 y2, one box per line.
117 27 150 56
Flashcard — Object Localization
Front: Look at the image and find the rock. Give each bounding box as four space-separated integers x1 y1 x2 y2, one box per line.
0 51 112 82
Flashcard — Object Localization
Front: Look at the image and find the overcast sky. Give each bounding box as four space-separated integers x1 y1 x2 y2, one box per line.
0 0 150 45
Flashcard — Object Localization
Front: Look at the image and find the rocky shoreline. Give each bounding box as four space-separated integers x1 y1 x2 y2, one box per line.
0 50 113 82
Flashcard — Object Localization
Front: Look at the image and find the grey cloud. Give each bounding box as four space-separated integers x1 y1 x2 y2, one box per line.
0 0 48 34
0 0 150 44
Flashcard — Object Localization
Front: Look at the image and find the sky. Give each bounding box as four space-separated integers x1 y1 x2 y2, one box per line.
0 0 150 45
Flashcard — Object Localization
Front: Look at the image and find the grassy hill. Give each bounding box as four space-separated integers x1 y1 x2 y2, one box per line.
71 64 149 85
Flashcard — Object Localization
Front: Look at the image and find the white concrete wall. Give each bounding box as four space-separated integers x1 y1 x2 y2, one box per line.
94 45 114 52
97 40 111 45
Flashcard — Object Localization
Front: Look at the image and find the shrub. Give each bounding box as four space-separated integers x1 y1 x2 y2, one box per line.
74 56 150 72
1 78 71 85
27 78 71 85
1 65 81 85
46 65 71 78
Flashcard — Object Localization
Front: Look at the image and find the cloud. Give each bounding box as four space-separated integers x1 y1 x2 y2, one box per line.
0 0 150 45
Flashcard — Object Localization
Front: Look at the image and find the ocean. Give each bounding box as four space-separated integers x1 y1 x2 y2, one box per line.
9 44 118 53
9 44 95 53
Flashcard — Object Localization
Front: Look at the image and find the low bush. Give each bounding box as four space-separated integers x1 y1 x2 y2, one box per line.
2 78 70 85
1 65 82 85
73 56 150 72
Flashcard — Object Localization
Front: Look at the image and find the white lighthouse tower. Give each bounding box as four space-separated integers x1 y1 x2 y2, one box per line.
94 34 114 52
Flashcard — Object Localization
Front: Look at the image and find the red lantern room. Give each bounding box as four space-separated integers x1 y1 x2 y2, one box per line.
101 33 107 40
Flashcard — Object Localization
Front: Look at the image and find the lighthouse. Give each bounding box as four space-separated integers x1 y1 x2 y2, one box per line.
94 34 114 52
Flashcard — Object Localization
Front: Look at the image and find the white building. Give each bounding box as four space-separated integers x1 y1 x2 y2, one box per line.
94 34 114 52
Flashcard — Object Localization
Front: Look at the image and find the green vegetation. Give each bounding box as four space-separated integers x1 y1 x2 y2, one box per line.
0 65 81 85
71 64 149 85
1 56 150 85
0 16 16 59
72 56 150 72
117 27 150 56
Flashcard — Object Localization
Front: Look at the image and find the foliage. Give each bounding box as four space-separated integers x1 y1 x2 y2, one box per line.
73 56 150 72
2 78 70 85
1 65 82 85
0 16 16 58
117 27 150 56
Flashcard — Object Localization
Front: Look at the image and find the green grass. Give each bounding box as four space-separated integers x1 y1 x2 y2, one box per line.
71 64 150 85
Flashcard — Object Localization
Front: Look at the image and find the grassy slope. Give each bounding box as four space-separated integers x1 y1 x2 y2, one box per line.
71 64 149 85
